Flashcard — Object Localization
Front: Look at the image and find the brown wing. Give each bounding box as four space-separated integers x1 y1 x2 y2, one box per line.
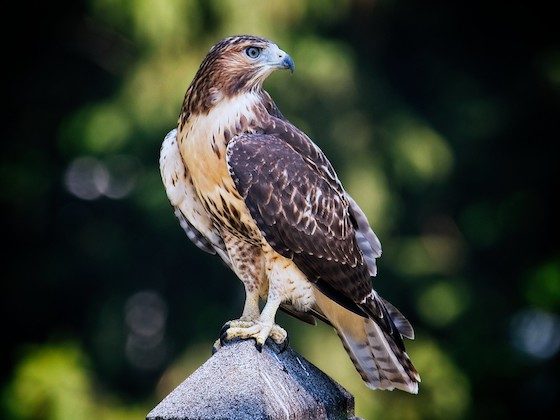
261 115 383 279
227 129 370 300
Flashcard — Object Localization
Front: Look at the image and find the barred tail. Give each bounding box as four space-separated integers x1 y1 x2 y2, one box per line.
314 290 420 393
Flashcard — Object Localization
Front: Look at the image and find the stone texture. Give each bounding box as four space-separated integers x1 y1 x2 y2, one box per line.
147 339 356 419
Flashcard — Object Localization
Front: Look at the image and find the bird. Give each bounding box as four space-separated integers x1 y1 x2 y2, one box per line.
160 35 420 393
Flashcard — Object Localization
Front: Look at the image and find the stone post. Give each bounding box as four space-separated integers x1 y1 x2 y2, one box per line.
147 339 357 419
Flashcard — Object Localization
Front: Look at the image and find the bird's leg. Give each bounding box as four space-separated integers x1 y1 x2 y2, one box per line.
253 294 287 351
220 234 265 330
224 285 261 329
213 284 261 353
239 286 261 321
222 255 288 351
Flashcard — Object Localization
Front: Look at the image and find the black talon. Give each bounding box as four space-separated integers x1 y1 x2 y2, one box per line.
278 335 289 353
255 341 263 353
219 322 231 338
219 322 231 346
211 343 219 355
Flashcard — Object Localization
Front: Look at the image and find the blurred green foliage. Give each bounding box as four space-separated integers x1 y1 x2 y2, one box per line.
3 0 559 419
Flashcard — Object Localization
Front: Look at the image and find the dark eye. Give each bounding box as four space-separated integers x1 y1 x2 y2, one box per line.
245 47 261 59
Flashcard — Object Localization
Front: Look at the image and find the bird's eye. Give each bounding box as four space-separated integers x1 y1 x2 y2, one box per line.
245 47 261 59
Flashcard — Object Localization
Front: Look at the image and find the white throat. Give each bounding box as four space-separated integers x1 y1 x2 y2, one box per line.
189 92 262 142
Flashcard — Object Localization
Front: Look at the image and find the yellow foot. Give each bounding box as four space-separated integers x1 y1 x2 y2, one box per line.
214 319 288 353
212 319 256 354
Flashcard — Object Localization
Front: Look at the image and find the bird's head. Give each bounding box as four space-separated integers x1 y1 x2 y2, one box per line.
187 35 294 110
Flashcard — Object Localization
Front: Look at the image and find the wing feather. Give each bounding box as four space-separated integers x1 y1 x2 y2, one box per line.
347 195 382 276
227 133 373 314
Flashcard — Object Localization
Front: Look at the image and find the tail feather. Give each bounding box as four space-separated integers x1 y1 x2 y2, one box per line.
364 319 419 393
381 297 415 340
314 289 420 394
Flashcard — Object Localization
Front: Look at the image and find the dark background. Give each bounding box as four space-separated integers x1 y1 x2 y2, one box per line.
3 1 559 418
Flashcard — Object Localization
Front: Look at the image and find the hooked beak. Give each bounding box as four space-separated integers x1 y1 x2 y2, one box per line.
280 54 295 73
269 47 295 74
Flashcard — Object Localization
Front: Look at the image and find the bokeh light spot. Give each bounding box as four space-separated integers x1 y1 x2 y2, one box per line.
124 290 169 371
417 282 468 327
345 162 393 233
389 234 463 277
391 118 454 186
83 103 131 153
103 154 141 199
511 308 560 360
525 261 560 311
64 155 140 201
64 157 109 200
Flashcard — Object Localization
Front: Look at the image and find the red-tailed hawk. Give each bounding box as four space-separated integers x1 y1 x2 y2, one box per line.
160 35 420 393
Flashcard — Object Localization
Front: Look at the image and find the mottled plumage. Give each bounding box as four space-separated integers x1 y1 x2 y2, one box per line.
160 35 420 393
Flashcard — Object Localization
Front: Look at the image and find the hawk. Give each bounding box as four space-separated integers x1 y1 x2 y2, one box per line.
160 35 420 393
